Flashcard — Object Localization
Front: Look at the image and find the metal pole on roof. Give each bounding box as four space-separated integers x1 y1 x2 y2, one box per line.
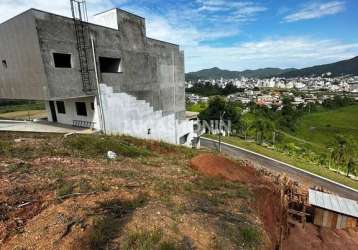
172 50 178 144
90 37 106 134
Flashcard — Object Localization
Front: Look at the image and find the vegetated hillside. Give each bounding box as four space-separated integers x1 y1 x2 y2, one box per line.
294 105 358 148
280 56 358 77
186 67 296 81
0 132 274 250
186 56 358 80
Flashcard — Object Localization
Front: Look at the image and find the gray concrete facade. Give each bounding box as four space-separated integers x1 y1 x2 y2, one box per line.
0 8 186 119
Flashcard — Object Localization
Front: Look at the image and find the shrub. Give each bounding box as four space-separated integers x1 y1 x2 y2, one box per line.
240 226 261 248
122 229 177 250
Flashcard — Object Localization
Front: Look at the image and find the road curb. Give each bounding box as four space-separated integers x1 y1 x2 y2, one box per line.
201 137 358 194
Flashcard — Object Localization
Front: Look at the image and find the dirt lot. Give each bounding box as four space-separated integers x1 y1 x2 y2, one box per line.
0 132 268 250
1 132 357 250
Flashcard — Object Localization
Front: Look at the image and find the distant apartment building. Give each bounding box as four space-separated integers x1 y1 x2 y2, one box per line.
0 7 196 146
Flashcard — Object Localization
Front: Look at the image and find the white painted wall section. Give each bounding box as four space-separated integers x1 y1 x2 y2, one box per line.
93 9 118 30
46 97 99 128
99 84 196 146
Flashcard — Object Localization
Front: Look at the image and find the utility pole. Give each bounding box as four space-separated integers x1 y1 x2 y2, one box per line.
218 111 226 152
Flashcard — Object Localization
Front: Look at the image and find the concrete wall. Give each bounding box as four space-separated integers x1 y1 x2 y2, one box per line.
0 10 48 100
33 10 98 99
33 8 185 118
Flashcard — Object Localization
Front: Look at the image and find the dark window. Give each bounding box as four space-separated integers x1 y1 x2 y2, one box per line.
53 53 72 68
2 60 7 68
75 102 87 116
99 57 121 73
56 101 66 114
179 133 189 144
91 102 94 110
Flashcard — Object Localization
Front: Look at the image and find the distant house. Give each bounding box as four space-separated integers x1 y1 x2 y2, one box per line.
309 189 358 229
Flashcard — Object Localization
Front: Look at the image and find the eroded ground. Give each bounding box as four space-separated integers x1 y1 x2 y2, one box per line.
0 132 267 250
1 132 357 250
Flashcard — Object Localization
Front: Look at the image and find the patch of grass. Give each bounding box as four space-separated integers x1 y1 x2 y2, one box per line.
7 162 31 174
0 141 11 155
295 105 358 147
215 216 261 250
49 169 65 180
240 226 261 249
56 181 74 197
195 177 251 198
89 196 149 250
64 134 150 158
0 102 45 114
78 178 92 193
108 169 140 180
122 229 177 250
89 216 118 250
92 177 110 192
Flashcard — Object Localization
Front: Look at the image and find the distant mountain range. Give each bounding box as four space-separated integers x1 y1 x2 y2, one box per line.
186 56 358 80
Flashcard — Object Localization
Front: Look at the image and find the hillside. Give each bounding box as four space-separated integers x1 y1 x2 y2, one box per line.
186 67 296 81
0 132 274 249
294 105 358 148
280 56 358 77
1 132 358 249
186 56 358 80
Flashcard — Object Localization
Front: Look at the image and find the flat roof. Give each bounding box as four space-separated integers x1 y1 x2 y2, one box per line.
309 189 358 218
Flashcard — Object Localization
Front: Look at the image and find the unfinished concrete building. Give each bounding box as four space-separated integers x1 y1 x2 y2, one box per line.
0 5 196 146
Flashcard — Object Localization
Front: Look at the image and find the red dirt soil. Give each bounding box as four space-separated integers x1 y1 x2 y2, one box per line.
190 153 259 183
190 153 358 250
190 153 285 249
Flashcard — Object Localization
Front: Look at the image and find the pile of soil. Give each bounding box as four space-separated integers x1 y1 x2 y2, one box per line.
190 153 258 183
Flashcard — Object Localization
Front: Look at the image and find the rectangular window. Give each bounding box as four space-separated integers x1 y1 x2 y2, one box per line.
2 60 7 68
56 101 66 114
53 53 72 68
99 57 121 73
91 102 94 110
75 102 87 116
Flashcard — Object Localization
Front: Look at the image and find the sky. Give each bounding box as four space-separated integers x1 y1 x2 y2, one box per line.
1 0 358 72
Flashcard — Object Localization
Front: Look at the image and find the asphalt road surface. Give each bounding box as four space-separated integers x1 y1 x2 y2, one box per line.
201 137 358 200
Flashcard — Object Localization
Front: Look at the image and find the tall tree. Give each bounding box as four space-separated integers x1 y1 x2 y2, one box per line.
331 135 357 176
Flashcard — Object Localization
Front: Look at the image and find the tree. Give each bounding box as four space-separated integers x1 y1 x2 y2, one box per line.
331 135 357 176
199 96 240 124
251 118 274 144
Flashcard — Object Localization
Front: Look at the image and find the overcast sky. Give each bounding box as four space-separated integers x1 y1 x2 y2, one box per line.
1 0 358 72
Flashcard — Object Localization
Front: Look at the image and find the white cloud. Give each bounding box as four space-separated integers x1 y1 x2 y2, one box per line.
284 1 345 22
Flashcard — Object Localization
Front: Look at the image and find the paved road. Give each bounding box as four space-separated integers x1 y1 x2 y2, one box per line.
201 137 358 200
